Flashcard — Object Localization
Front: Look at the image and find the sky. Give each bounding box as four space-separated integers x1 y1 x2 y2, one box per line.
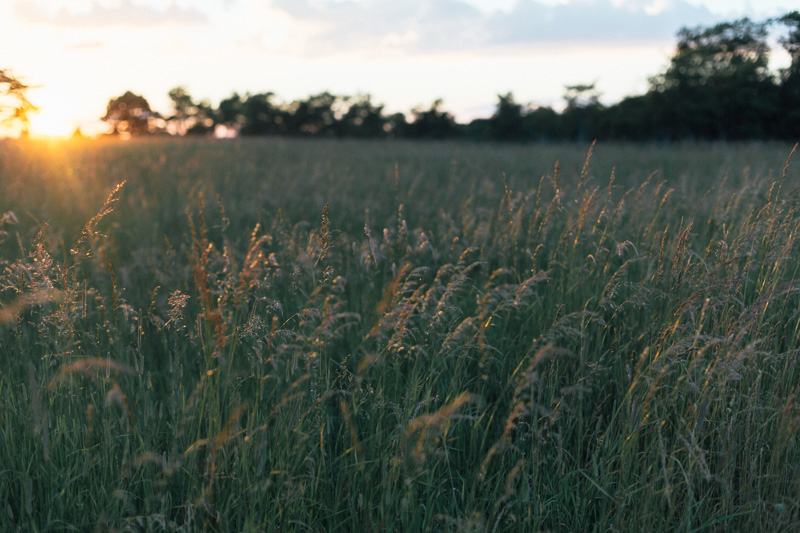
1 0 796 137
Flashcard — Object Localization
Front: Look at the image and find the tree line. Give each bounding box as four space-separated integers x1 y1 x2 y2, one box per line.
3 12 799 142
101 89 463 140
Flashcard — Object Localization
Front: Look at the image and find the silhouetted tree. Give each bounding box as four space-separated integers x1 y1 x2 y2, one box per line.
649 18 776 139
0 69 37 137
465 118 490 141
167 86 213 136
284 92 341 137
102 91 159 136
488 92 527 141
523 106 566 141
337 94 386 138
215 92 245 136
563 83 601 111
597 93 662 140
780 11 800 75
408 99 460 139
777 11 800 139
385 112 410 138
239 92 284 136
562 84 603 141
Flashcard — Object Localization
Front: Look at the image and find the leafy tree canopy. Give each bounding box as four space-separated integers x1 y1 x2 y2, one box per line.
408 99 460 139
650 18 771 92
102 91 159 136
489 92 526 141
0 69 37 137
167 86 213 136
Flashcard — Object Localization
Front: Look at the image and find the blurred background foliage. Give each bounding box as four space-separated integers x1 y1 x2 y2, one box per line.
90 13 800 142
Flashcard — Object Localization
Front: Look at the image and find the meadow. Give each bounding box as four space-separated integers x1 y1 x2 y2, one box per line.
1 137 800 531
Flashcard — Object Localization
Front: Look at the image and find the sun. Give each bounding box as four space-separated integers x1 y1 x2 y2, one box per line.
24 85 93 138
29 108 75 138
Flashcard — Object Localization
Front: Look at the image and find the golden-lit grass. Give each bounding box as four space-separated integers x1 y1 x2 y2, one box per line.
1 137 800 530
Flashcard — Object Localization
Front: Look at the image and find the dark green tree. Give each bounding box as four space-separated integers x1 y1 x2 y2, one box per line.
562 83 603 142
239 92 284 136
284 92 340 137
408 99 460 139
0 69 37 137
563 83 601 111
522 106 566 141
597 93 662 140
488 92 527 141
215 92 245 136
465 118 490 141
102 91 159 136
649 18 777 139
337 94 386 138
385 112 410 138
167 86 213 136
776 11 800 139
778 11 800 74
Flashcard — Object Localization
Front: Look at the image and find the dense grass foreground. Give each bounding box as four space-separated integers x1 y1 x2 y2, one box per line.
1 138 800 531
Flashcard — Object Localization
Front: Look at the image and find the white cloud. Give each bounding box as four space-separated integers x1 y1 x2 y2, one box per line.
458 0 519 13
486 0 722 46
264 0 727 55
382 30 421 48
644 0 674 16
14 0 207 27
681 0 796 17
268 0 488 53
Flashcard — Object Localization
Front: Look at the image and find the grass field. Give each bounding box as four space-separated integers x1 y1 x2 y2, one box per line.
2 137 800 531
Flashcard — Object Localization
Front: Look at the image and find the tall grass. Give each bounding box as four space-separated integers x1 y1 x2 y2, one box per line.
1 137 800 531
